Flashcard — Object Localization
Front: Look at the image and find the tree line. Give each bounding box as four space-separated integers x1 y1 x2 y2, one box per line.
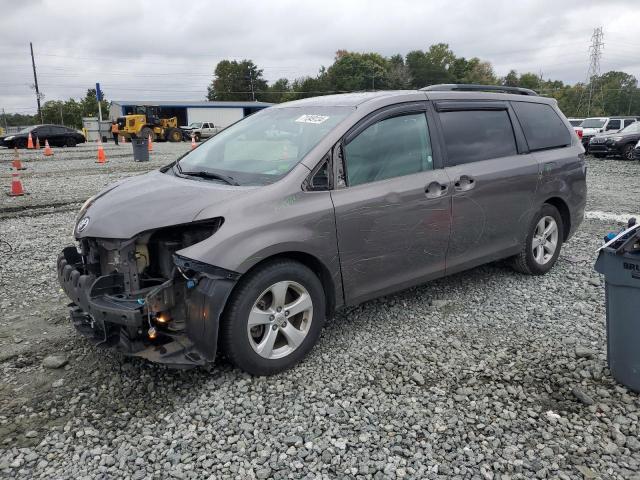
207 44 640 117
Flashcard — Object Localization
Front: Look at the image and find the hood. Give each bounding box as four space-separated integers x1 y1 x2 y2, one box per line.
75 170 249 239
592 131 628 140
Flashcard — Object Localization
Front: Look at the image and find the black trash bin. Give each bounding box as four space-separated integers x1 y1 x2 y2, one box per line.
595 227 640 392
132 138 149 162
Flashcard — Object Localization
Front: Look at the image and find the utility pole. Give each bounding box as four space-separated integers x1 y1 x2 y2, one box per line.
372 67 375 90
248 70 256 101
1 108 8 131
586 27 604 116
30 42 43 123
59 104 64 125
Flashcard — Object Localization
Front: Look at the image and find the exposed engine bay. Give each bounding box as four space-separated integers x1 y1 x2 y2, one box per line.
57 218 239 367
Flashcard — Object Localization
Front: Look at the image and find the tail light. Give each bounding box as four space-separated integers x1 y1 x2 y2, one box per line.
576 129 583 139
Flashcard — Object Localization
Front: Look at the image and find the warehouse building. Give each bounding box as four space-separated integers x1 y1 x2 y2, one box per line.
108 100 272 128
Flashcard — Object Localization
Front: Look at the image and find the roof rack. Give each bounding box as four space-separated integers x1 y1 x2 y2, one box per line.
421 84 538 96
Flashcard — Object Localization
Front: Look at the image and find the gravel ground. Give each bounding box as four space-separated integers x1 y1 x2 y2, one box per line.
0 144 639 479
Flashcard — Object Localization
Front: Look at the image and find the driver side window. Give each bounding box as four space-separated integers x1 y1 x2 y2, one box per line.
344 113 433 187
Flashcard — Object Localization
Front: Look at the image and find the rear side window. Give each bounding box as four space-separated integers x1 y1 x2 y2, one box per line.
439 110 517 165
512 102 571 151
345 113 433 186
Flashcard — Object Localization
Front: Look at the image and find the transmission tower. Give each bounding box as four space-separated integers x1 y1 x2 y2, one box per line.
584 27 605 116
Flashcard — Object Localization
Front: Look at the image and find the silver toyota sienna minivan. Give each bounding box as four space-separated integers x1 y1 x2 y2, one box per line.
58 84 587 375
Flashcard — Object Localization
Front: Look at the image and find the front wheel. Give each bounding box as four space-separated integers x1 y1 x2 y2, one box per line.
65 137 77 147
593 153 606 159
511 204 564 275
220 259 325 375
622 143 634 161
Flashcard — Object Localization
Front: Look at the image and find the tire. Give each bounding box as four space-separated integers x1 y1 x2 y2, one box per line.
220 259 325 375
15 138 27 149
593 153 606 159
511 204 564 275
140 127 154 141
166 128 182 142
194 133 201 142
622 143 634 161
65 137 76 147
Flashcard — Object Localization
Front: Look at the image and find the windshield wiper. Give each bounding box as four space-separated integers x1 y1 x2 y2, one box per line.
180 170 240 186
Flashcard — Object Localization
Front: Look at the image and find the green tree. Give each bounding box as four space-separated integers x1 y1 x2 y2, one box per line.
326 50 390 91
406 43 457 88
207 60 268 101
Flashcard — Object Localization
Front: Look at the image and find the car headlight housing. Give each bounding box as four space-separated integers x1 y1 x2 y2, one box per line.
4 136 14 141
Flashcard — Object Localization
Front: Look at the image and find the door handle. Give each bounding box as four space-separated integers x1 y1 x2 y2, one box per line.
425 181 448 198
454 175 475 191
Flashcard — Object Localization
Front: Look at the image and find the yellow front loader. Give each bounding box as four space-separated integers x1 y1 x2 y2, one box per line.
116 105 183 142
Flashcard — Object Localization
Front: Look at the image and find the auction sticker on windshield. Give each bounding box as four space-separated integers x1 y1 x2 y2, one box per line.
295 114 330 124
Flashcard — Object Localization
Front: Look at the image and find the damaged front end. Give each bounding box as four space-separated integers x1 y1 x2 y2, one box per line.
57 218 239 367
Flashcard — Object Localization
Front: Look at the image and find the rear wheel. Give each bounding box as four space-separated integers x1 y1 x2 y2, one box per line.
622 143 634 161
166 128 182 142
220 259 325 375
511 204 563 275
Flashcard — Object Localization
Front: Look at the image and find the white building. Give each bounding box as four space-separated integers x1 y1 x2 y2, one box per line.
108 100 272 128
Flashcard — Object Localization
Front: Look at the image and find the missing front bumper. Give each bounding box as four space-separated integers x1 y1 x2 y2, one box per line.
57 246 237 368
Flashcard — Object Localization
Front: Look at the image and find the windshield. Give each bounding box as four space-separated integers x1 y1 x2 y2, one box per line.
176 106 353 185
18 125 36 133
189 122 202 128
620 122 640 134
582 119 606 128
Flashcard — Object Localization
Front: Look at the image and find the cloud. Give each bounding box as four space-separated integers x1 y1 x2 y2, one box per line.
1 0 638 113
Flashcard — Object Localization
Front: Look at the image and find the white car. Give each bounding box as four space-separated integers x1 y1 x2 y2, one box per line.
568 118 584 139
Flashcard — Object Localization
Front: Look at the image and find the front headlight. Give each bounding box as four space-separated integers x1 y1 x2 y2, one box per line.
4 136 14 141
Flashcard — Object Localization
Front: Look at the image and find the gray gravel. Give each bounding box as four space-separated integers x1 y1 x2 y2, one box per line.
1 145 639 479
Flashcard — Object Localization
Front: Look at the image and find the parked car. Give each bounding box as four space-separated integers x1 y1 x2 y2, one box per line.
180 121 222 142
568 117 584 140
588 121 640 159
1 124 86 149
581 116 638 151
57 85 586 375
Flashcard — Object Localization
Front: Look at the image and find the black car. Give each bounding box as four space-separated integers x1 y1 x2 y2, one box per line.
588 121 640 160
1 124 86 149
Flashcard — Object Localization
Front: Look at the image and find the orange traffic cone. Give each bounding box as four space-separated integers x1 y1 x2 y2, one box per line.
8 172 25 196
27 132 34 149
191 134 196 150
44 139 53 157
12 148 26 170
96 140 107 164
147 135 153 153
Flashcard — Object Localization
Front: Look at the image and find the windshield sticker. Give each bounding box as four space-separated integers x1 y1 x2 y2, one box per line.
295 114 330 124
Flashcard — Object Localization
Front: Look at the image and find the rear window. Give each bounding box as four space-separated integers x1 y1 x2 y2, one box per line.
439 109 517 165
512 102 571 151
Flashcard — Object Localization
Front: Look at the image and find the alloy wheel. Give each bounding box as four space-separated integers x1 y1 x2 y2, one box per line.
531 216 559 265
247 280 313 359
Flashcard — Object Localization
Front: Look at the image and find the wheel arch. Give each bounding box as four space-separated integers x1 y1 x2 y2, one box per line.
233 251 339 319
543 196 571 241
